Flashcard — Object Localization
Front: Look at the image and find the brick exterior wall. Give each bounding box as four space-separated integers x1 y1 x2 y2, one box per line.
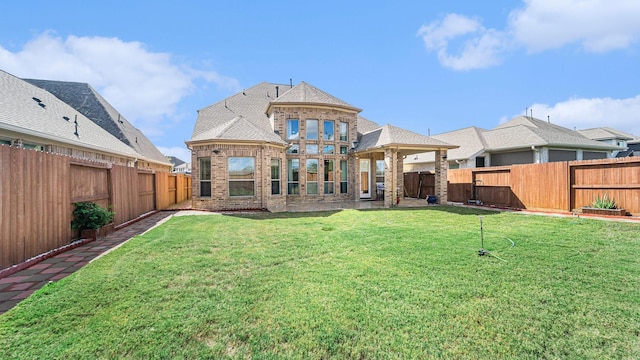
271 106 358 204
191 143 287 212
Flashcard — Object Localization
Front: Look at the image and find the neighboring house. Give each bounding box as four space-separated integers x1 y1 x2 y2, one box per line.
0 70 171 171
405 116 623 172
167 156 191 174
23 77 171 171
186 81 456 211
578 127 640 157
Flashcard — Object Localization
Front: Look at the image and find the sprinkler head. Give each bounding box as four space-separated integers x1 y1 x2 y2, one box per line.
478 249 487 256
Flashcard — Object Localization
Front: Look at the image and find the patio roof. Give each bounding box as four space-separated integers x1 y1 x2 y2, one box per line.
354 124 457 155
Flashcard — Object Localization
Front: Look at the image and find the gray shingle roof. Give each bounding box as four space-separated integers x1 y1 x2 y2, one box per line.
22 79 169 165
269 81 361 112
190 115 286 144
357 115 381 135
191 82 285 143
405 116 624 165
490 116 621 151
404 126 487 164
0 69 141 158
356 124 456 152
578 127 637 141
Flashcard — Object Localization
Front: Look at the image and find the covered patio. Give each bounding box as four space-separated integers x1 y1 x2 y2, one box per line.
353 124 458 207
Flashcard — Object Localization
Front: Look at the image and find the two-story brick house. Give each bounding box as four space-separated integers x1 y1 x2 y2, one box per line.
186 81 455 212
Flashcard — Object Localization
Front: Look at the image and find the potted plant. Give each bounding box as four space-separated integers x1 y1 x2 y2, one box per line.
71 202 115 240
582 194 626 216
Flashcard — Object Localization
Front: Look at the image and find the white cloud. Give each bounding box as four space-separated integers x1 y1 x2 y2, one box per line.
418 1 640 70
157 146 192 163
509 0 640 53
417 14 507 70
0 32 240 136
528 96 640 136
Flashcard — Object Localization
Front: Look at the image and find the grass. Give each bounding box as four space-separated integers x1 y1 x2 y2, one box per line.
1 206 639 359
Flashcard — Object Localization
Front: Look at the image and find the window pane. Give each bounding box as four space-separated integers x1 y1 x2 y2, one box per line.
306 144 318 154
376 160 385 183
287 119 299 140
340 160 348 194
340 146 348 154
229 157 255 197
200 182 211 197
306 159 318 195
199 157 211 179
306 119 318 140
323 145 335 154
339 122 348 141
288 159 299 195
324 159 334 194
199 157 211 197
324 120 334 141
229 181 254 196
271 158 280 180
229 157 255 180
286 144 299 154
272 180 281 195
271 158 280 195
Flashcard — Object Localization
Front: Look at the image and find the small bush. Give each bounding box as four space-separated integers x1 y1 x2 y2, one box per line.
591 194 617 209
72 202 115 230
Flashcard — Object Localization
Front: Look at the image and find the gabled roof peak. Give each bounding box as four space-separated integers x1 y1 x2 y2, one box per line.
267 81 361 113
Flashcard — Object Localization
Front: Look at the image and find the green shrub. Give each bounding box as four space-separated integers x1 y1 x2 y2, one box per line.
71 202 115 230
591 194 617 209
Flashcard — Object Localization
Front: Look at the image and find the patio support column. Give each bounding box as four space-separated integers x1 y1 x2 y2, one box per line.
434 149 448 204
383 149 393 207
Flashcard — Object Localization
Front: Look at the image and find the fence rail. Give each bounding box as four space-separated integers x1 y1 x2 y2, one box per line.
0 145 191 270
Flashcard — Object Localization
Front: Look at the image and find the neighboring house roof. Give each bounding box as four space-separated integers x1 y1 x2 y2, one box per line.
404 126 487 164
356 124 456 153
490 116 622 151
578 127 636 141
0 69 141 159
404 116 623 166
22 78 169 165
267 81 361 113
167 156 185 166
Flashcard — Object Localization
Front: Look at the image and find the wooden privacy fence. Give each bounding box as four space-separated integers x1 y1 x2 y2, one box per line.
0 145 192 270
403 172 435 199
447 157 640 216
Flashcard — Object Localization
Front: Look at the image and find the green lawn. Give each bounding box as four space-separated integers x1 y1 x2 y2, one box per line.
1 207 639 359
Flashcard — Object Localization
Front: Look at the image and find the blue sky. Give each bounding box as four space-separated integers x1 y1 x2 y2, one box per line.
2 0 639 161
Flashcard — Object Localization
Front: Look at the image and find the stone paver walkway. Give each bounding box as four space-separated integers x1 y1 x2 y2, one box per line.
0 211 176 314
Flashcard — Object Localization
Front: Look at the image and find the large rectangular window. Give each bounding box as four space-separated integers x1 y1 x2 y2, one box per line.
306 119 318 140
287 119 299 140
228 157 255 196
324 120 334 141
199 157 211 197
288 159 299 195
324 159 334 194
271 158 281 195
306 159 318 195
339 122 348 141
340 160 348 194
